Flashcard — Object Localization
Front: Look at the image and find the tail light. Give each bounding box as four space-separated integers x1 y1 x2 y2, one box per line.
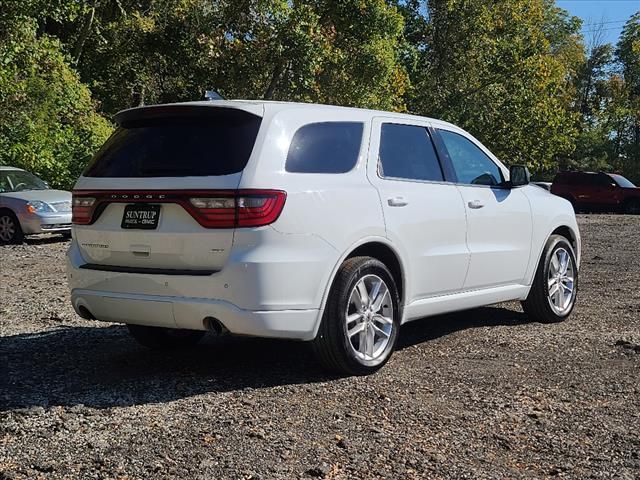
72 195 97 225
72 190 286 228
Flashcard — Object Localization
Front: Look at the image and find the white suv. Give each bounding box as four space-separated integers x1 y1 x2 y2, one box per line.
67 100 580 375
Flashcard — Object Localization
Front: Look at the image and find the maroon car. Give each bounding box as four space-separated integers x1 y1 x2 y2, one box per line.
551 171 640 214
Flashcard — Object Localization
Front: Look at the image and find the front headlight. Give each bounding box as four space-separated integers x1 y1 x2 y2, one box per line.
26 200 55 214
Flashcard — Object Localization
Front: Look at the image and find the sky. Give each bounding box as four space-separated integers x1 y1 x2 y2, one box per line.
557 0 639 46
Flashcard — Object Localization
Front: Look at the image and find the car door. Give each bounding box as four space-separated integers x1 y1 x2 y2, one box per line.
433 127 533 290
589 173 620 207
368 118 469 303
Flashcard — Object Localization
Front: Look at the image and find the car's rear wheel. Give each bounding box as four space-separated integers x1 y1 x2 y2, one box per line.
0 211 23 245
126 324 205 350
312 256 400 375
522 235 578 323
624 199 640 215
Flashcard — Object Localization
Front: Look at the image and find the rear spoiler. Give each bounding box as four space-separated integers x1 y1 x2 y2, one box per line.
114 102 264 127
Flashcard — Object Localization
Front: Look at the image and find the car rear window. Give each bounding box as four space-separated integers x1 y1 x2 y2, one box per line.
285 122 363 173
84 108 262 177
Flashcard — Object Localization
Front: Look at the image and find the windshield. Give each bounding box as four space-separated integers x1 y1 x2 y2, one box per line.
609 174 636 188
0 170 49 192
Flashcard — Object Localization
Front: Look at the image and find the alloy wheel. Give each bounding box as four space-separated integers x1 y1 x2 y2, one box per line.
547 247 576 315
0 215 16 243
345 274 395 362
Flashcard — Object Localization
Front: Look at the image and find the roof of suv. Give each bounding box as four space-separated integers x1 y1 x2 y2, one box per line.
115 99 462 131
0 166 22 171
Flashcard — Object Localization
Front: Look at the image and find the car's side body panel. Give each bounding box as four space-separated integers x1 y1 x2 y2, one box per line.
521 185 581 285
455 185 533 289
366 117 470 303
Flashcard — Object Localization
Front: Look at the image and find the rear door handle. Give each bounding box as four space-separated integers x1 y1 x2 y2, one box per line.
388 196 409 207
467 200 484 209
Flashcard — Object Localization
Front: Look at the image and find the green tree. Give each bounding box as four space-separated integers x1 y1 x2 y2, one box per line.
399 0 580 175
67 0 408 114
616 11 640 180
0 19 111 188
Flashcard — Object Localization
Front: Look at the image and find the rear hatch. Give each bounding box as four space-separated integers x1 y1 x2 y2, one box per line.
73 104 265 273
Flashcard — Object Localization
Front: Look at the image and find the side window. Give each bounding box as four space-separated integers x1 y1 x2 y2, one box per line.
596 174 614 187
438 130 503 186
379 124 444 182
285 122 363 173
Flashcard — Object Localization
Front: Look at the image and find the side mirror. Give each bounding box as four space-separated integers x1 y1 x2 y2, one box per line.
509 165 530 187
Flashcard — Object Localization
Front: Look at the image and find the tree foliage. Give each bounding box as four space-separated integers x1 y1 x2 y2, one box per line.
0 18 111 188
0 0 639 185
400 0 581 173
66 0 408 113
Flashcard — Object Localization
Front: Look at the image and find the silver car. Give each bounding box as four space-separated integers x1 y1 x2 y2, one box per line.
0 166 72 244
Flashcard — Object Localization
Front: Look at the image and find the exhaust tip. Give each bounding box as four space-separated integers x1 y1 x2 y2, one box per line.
78 305 95 320
203 317 228 335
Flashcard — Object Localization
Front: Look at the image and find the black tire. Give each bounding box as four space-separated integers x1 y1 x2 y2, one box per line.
624 199 640 215
0 210 24 245
312 256 401 375
522 235 578 323
126 324 205 350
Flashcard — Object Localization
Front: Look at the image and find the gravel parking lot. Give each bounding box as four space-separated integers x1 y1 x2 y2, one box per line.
1 214 639 479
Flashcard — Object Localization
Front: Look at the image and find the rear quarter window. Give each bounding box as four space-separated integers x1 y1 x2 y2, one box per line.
285 122 364 174
84 108 262 177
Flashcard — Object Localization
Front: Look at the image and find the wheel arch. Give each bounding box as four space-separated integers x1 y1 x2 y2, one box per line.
623 196 640 213
313 238 406 338
525 222 581 290
0 206 16 217
0 206 21 227
551 225 579 256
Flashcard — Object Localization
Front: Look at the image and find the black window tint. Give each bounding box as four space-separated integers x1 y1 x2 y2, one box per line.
596 174 615 186
285 122 363 173
84 108 261 177
379 124 444 181
439 130 503 186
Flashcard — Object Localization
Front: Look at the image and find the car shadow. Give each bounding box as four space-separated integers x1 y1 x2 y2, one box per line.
1 306 529 410
23 234 70 246
397 304 528 350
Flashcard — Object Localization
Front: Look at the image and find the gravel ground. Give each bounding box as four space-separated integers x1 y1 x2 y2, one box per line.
1 214 639 479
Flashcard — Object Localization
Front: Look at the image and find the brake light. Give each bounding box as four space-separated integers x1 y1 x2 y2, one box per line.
72 195 96 224
236 192 286 227
71 190 286 228
187 190 286 228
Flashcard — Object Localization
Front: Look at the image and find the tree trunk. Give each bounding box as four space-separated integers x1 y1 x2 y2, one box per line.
264 62 285 100
73 1 97 65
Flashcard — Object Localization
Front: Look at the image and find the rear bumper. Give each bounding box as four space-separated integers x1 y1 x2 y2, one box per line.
19 211 72 234
66 228 339 340
70 288 319 340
